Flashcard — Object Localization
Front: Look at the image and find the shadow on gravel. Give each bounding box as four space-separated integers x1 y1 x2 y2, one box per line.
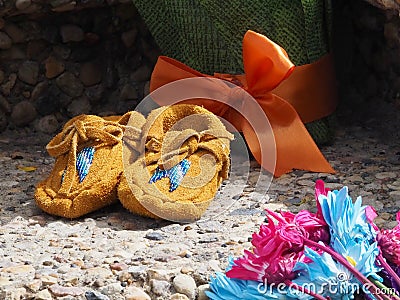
0 128 173 232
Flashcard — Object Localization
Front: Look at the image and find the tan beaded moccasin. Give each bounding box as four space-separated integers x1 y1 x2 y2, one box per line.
118 104 233 222
35 112 146 218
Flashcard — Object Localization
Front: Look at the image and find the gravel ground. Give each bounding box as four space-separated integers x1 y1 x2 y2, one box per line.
0 102 399 300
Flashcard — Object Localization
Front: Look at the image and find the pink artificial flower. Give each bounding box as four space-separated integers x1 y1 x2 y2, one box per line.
227 207 329 284
226 243 300 283
252 213 308 256
280 210 329 244
377 211 400 266
250 218 292 261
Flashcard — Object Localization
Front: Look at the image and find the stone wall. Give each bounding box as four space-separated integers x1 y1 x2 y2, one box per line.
334 0 400 113
0 0 399 135
0 0 160 134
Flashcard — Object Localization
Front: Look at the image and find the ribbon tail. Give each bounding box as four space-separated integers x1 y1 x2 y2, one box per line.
243 95 335 177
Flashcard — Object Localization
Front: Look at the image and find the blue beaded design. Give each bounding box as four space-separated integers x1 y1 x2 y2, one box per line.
76 147 95 182
61 147 95 183
149 159 191 192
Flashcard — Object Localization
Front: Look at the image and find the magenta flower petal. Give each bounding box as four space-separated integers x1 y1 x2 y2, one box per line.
227 251 300 284
315 179 330 221
377 211 400 265
365 205 379 231
273 209 329 244
315 179 329 198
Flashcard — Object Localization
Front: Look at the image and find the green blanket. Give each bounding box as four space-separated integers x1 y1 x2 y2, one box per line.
132 0 335 144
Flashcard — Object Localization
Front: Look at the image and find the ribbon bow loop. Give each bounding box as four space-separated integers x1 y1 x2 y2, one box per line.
149 30 336 176
242 30 295 94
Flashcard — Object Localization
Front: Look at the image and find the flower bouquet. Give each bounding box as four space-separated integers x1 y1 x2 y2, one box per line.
207 180 400 300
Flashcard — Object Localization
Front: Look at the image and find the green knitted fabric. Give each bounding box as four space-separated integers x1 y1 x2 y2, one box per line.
132 0 335 144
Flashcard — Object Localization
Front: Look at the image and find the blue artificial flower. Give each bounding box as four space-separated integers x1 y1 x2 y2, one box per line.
331 236 382 281
207 273 288 300
318 187 377 246
290 247 361 300
318 187 382 280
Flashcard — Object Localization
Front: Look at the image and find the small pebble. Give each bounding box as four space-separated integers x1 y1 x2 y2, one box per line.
85 290 110 300
145 231 165 241
124 286 151 300
48 285 85 297
128 265 147 278
173 274 197 299
150 279 170 296
147 268 171 281
197 284 210 300
170 293 190 300
40 274 58 286
180 266 194 274
35 289 52 300
376 172 397 179
110 262 128 271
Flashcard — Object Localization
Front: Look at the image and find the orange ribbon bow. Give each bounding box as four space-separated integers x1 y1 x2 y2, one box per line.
149 30 337 177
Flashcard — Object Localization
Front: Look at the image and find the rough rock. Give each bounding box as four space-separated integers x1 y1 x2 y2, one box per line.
35 289 52 300
1 73 17 96
85 290 111 300
98 282 123 297
48 284 85 297
124 287 151 300
0 94 11 114
197 284 210 300
10 100 37 126
85 84 104 103
55 72 84 97
173 274 197 299
147 268 171 281
18 61 39 85
27 40 48 59
15 0 32 11
45 56 65 79
170 294 190 300
0 111 8 132
130 65 151 82
67 96 91 116
31 81 48 101
120 83 138 100
60 24 84 43
36 114 59 134
364 0 400 11
0 31 12 49
150 279 170 296
0 69 4 84
80 62 102 86
121 28 138 48
3 23 26 43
